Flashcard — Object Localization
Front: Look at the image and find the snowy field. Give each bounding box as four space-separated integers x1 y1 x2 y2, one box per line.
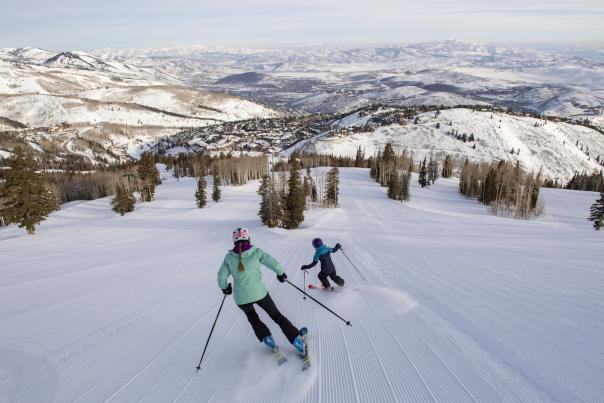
1 168 603 402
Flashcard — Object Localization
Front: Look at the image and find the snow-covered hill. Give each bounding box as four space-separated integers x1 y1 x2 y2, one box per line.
292 108 604 180
2 41 603 170
0 48 279 163
1 168 602 402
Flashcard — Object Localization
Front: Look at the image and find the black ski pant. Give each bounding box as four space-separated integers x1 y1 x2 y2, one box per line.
318 271 345 288
238 293 300 343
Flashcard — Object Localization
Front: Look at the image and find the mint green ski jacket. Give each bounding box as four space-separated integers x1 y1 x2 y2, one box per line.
217 246 284 305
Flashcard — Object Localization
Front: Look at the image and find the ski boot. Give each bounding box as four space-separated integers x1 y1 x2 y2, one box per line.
296 327 311 371
334 276 345 287
262 335 277 350
263 335 287 366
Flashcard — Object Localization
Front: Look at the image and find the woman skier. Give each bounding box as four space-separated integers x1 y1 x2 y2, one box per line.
301 238 345 289
217 227 307 357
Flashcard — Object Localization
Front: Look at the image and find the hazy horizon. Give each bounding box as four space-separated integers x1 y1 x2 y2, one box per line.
3 39 604 54
1 0 603 51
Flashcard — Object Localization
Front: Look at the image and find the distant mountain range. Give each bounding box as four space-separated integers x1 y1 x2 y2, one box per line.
0 40 603 179
91 39 604 118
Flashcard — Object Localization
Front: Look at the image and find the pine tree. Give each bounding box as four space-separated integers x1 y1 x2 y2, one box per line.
588 190 604 230
111 183 135 216
258 174 282 227
195 176 207 208
325 166 340 207
481 167 498 205
137 153 160 202
283 164 305 229
427 153 438 184
211 168 221 202
354 146 365 167
258 174 271 226
0 146 58 234
418 158 429 188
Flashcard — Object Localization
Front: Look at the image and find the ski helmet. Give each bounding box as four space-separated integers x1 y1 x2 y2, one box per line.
233 227 251 243
312 238 323 248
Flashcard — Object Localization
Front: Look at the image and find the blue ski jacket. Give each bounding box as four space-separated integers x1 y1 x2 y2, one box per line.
306 244 338 274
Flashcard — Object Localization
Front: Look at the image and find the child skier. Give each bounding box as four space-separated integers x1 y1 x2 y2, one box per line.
217 227 307 357
301 238 345 289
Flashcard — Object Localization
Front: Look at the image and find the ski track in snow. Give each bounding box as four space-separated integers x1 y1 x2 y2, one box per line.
1 168 603 402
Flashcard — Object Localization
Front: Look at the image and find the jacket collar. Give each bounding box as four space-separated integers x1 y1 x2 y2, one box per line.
229 245 255 257
232 240 252 253
316 244 330 254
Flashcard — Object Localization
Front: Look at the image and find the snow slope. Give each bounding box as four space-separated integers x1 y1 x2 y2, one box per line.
295 108 604 181
1 169 603 402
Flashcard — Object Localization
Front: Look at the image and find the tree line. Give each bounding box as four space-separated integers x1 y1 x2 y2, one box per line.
369 143 412 202
459 159 542 219
564 171 604 192
161 153 268 186
258 162 339 229
369 143 456 202
275 147 370 171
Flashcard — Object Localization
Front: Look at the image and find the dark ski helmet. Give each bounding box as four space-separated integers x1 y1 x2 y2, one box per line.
312 238 323 248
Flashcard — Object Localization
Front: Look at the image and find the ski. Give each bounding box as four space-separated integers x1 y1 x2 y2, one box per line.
263 336 287 366
299 327 310 371
271 346 287 366
308 284 336 291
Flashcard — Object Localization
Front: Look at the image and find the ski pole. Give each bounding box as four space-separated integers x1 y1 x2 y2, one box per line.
340 248 366 280
195 288 229 372
285 280 351 326
303 269 308 300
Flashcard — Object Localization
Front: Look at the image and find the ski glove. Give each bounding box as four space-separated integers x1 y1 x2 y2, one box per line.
334 243 342 251
222 283 232 295
277 273 287 283
300 264 310 271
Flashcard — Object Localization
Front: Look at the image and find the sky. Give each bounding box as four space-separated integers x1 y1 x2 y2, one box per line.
1 0 603 50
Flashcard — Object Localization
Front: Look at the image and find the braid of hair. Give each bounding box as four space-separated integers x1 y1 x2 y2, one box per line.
238 242 245 272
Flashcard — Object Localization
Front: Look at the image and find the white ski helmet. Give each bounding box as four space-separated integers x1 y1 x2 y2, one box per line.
232 227 251 243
